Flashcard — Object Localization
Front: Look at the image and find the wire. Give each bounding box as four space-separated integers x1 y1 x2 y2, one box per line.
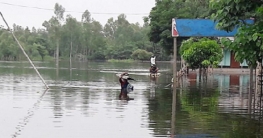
0 2 149 15
0 2 53 11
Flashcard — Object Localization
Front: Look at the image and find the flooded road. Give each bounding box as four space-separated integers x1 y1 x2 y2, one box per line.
0 61 263 138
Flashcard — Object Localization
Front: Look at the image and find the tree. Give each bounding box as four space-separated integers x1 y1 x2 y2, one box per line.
180 38 223 70
210 0 263 67
42 17 60 58
147 0 210 55
0 5 166 61
104 18 117 40
82 10 91 23
104 14 136 59
61 15 81 58
131 49 152 61
36 44 47 61
80 11 93 57
0 31 19 60
35 37 49 61
42 3 65 64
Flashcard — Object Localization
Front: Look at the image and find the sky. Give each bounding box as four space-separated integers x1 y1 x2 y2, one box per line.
0 0 156 29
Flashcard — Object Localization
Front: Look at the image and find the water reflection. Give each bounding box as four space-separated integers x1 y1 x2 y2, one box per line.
12 89 48 138
1 61 263 138
170 73 263 138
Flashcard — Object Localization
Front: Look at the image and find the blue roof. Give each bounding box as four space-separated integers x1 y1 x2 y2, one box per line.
172 19 254 37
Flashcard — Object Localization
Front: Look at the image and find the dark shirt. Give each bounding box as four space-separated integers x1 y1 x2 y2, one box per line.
119 78 128 90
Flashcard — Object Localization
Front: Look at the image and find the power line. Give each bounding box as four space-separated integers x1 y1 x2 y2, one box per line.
0 2 149 15
0 2 54 11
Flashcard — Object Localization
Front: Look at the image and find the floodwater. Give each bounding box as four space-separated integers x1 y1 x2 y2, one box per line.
0 61 263 138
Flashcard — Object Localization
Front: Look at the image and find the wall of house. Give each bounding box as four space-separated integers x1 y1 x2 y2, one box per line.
219 49 248 67
219 49 230 66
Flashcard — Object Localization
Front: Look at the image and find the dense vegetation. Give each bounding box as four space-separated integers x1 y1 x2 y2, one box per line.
210 0 263 67
147 0 210 55
0 3 169 61
4 0 258 65
148 0 263 70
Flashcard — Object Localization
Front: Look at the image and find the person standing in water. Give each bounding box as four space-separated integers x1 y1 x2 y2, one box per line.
118 72 130 100
150 55 156 66
150 55 158 74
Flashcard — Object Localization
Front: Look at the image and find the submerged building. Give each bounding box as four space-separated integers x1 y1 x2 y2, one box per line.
219 49 248 68
218 37 248 68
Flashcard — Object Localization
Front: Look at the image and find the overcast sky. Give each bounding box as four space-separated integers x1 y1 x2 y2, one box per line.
0 0 155 29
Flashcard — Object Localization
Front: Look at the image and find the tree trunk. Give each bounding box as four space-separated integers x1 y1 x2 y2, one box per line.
56 39 59 66
70 38 72 82
70 36 72 70
199 67 201 82
248 66 253 114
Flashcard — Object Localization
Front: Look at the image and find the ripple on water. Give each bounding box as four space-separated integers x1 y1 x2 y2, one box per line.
3 62 263 138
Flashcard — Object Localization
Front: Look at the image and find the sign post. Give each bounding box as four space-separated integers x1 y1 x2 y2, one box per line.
171 37 177 137
171 18 178 137
172 18 179 88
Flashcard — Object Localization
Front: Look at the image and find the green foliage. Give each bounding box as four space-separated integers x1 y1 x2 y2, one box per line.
88 50 105 60
37 45 48 61
210 0 258 32
147 0 210 54
180 38 223 69
210 0 263 67
220 25 263 67
0 3 170 61
131 49 153 61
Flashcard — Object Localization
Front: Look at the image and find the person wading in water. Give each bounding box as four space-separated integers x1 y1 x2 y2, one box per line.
118 72 133 100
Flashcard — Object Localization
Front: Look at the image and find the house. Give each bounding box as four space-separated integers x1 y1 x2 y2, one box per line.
219 49 248 68
218 37 248 68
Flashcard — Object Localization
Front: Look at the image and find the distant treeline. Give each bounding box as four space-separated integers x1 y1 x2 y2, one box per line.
0 3 170 61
